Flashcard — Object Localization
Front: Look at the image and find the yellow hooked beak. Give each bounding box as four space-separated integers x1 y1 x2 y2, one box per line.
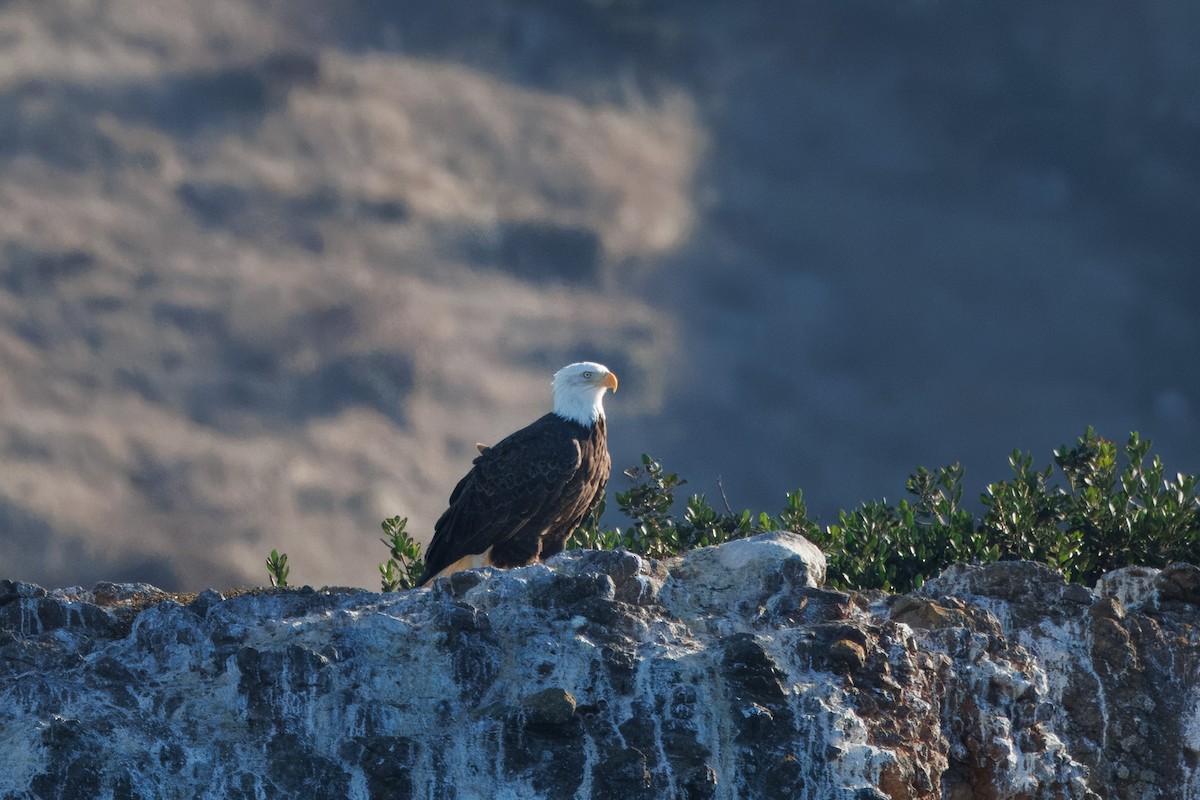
599 371 618 393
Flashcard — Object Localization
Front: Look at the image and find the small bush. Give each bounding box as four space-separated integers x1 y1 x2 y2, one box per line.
806 464 1003 591
983 428 1200 584
379 516 424 591
265 549 289 588
569 454 812 558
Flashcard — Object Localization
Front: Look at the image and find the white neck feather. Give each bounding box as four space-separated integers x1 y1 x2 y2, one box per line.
552 381 606 427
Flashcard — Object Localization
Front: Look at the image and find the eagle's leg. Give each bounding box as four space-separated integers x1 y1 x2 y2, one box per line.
489 535 543 569
538 535 568 562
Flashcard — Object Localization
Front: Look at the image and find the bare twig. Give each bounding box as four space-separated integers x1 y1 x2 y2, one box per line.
717 476 735 516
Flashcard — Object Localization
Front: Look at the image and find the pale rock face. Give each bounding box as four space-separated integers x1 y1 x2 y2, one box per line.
1093 565 1161 611
658 531 827 635
2 540 1199 799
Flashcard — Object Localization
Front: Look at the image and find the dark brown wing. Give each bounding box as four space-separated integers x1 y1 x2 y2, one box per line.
418 414 585 585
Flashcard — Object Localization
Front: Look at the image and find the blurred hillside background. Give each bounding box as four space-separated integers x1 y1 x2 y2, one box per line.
1 0 1197 591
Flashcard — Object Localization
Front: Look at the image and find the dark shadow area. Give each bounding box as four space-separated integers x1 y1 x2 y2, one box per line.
0 503 180 590
461 221 603 285
185 350 414 431
0 53 320 171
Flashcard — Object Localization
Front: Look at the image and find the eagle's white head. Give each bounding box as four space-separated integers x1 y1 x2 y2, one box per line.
552 361 618 426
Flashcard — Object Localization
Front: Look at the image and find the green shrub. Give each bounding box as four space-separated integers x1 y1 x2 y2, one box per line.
349 427 1199 594
378 516 425 591
982 428 1200 584
265 549 289 588
804 464 1003 591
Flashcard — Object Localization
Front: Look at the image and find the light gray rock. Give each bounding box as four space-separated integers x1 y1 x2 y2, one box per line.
659 531 827 634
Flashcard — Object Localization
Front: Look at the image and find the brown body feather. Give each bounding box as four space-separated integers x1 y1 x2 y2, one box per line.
417 414 609 585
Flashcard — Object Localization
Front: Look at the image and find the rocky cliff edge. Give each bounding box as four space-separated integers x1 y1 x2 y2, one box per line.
2 533 1199 799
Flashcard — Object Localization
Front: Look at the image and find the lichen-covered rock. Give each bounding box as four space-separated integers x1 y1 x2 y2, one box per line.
1 535 1198 799
923 561 1200 799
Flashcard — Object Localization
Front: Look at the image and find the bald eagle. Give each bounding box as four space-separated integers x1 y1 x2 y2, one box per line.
417 362 618 586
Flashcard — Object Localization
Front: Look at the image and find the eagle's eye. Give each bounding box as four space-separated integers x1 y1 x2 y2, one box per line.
582 370 593 379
